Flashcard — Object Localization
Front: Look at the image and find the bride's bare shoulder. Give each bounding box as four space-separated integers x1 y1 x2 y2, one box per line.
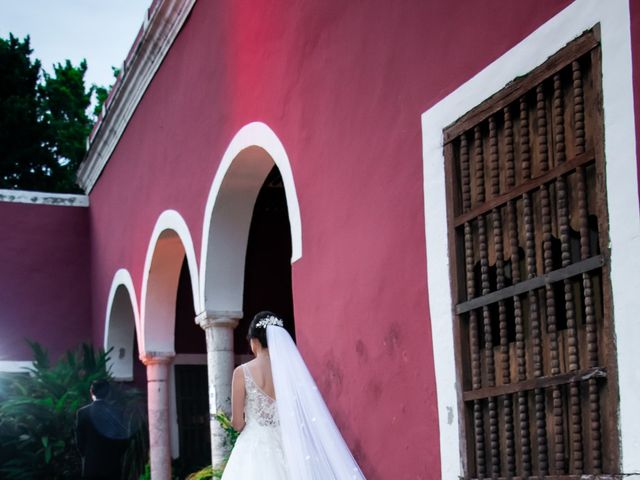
233 362 248 379
242 358 258 369
234 359 257 376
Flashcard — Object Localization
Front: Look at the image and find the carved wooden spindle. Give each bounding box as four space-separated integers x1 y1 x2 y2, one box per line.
573 59 602 473
461 133 486 478
541 79 565 474
534 84 550 476
462 134 480 387
554 73 580 372
553 72 584 474
505 105 516 190
488 116 513 477
537 84 549 172
518 390 531 477
520 98 531 181
474 399 486 479
475 124 500 478
526 214 548 476
573 61 586 156
494 112 522 477
517 98 533 477
553 74 566 166
490 117 507 381
489 116 500 199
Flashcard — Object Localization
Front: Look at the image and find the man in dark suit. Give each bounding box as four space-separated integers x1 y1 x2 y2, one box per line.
76 380 130 479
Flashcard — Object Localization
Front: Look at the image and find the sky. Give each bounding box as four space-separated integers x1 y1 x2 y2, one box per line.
0 0 151 91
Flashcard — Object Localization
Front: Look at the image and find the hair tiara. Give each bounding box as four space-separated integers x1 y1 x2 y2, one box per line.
256 315 284 329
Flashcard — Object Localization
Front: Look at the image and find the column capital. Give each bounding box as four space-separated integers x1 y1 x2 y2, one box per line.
139 351 175 366
195 310 241 330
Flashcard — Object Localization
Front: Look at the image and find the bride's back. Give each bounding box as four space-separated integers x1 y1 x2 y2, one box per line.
245 356 276 400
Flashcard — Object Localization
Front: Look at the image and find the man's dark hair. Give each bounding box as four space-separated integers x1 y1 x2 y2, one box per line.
90 379 110 400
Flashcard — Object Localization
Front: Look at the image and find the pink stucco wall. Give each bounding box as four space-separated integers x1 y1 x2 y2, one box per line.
83 0 614 477
0 202 91 361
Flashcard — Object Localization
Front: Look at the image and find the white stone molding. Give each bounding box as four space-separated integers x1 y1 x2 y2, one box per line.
77 0 197 192
199 122 303 315
196 310 241 465
140 209 200 354
421 0 639 477
0 361 33 372
104 269 140 381
0 188 88 207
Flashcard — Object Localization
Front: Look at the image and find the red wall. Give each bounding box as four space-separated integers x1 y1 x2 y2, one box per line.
85 1 587 477
0 202 91 360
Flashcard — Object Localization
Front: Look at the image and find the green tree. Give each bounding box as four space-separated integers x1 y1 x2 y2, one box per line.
0 35 55 191
0 34 102 193
38 59 94 192
93 66 120 119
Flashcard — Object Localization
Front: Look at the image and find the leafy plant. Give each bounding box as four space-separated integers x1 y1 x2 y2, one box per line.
137 458 190 480
212 411 239 450
0 341 147 480
186 464 226 480
185 412 238 480
138 463 151 480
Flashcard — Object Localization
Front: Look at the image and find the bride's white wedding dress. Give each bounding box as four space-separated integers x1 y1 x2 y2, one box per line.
222 325 366 480
221 364 289 479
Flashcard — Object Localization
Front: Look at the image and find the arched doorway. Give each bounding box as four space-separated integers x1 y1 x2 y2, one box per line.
173 257 209 474
199 122 302 463
104 270 140 382
235 166 296 358
140 210 200 480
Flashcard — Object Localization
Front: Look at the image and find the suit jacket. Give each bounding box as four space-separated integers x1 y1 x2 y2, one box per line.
75 400 129 479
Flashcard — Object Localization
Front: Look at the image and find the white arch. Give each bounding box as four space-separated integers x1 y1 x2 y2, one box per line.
141 209 200 353
199 122 302 314
104 269 140 380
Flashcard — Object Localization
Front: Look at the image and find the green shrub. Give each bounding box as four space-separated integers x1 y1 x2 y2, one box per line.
0 341 147 480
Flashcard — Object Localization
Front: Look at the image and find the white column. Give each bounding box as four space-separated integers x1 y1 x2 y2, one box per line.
140 352 174 480
196 311 240 466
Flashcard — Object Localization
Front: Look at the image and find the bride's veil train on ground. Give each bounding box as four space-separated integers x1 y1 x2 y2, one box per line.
267 325 366 480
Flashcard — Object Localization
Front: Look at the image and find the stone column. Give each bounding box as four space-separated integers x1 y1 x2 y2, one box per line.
195 311 240 466
140 352 174 480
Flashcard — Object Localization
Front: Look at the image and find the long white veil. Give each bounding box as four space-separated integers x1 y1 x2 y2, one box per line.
267 325 366 480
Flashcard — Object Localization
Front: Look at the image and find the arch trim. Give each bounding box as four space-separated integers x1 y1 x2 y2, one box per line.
104 268 141 353
199 122 302 313
140 209 200 353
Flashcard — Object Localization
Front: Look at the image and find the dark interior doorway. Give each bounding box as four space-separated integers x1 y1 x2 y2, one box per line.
236 166 296 356
174 364 210 472
174 258 209 472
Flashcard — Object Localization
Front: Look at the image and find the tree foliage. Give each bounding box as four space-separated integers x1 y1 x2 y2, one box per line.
93 66 120 119
0 341 148 480
38 60 94 192
0 35 53 191
0 34 101 193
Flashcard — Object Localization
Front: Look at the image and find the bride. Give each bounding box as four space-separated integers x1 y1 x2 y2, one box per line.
221 311 366 479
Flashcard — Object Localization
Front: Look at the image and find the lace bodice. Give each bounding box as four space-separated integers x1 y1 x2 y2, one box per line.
243 364 279 428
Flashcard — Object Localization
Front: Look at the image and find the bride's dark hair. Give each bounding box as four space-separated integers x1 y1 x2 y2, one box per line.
247 311 282 348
